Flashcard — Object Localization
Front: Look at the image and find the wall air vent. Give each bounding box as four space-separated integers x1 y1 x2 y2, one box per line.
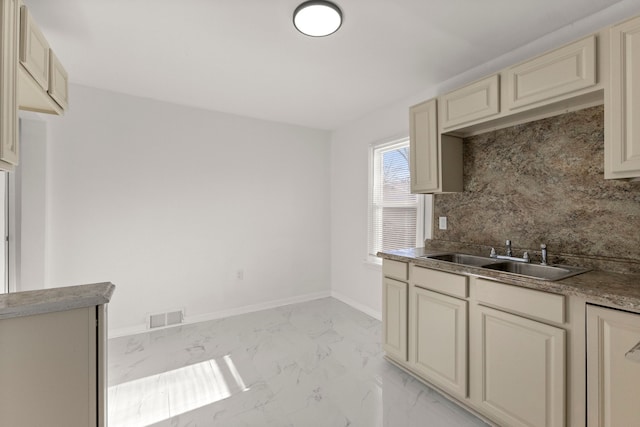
148 309 184 329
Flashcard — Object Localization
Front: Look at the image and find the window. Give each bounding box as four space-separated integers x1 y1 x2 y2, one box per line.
368 137 431 263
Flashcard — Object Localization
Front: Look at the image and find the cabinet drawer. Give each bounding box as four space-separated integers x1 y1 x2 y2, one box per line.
475 278 564 324
440 74 500 129
383 259 408 281
411 265 468 299
505 35 596 110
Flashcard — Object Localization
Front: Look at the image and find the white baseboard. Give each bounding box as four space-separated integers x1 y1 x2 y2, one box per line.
331 290 382 321
108 290 332 339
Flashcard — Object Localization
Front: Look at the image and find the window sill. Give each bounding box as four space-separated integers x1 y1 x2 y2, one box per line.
363 257 382 271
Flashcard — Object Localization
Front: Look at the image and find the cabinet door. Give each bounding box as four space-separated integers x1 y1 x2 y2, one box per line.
0 0 19 166
587 305 640 427
410 99 439 193
410 286 467 398
49 49 68 110
19 5 49 91
471 305 565 427
0 307 98 426
440 74 500 130
606 16 640 179
383 277 408 361
506 35 596 111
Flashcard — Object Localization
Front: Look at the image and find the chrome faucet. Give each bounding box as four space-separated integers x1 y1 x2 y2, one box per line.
540 244 548 265
490 239 530 263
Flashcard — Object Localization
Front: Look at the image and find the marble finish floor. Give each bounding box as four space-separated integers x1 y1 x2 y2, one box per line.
108 297 488 427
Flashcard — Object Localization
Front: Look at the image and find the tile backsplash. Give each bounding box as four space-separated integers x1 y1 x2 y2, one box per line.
430 105 640 273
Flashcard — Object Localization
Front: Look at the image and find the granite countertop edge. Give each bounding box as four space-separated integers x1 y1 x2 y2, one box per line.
0 282 116 320
378 248 640 313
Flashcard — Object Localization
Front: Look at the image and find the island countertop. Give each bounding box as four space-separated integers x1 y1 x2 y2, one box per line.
0 282 115 320
378 248 640 314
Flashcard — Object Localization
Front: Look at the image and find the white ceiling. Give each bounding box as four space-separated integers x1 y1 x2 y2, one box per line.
26 0 625 130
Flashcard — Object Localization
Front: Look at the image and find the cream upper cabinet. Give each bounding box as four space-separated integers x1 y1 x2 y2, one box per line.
19 4 48 90
410 285 468 399
17 3 67 115
48 49 68 109
506 35 597 111
587 305 640 427
0 0 19 168
410 99 439 193
440 74 500 130
382 259 408 362
606 15 640 180
471 304 566 427
410 99 463 194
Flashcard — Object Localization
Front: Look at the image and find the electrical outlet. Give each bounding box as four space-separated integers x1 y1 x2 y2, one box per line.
236 269 244 280
439 216 447 230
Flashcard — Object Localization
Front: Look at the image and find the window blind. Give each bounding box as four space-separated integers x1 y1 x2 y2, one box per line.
368 139 418 258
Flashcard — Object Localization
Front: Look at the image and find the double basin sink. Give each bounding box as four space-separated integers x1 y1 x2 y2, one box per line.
419 253 589 281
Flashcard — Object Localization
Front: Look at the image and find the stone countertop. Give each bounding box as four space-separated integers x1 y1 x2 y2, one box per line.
0 282 115 320
378 248 640 313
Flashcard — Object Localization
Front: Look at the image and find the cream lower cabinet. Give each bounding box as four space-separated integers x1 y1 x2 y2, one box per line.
0 305 108 427
409 285 468 399
587 304 640 426
470 304 566 427
382 259 409 362
383 277 408 361
382 264 569 426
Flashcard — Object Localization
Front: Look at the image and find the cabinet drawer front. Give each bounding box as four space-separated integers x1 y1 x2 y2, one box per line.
475 279 564 324
19 6 49 91
506 35 596 110
440 74 500 130
411 265 468 299
383 259 408 281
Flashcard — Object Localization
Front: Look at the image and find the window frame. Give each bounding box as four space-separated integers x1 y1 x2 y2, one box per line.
366 136 432 266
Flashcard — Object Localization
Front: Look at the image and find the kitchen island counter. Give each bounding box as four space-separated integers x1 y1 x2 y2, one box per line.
0 282 115 320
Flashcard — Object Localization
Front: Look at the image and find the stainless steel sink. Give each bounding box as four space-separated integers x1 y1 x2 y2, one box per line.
482 261 589 281
420 252 589 281
421 253 499 267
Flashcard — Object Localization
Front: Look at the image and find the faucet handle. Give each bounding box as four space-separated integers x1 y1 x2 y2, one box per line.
490 247 496 258
523 251 530 262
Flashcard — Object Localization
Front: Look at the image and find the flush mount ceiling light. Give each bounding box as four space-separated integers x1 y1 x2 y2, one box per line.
293 1 343 37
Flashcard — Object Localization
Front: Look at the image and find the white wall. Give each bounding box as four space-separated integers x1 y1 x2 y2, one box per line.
14 118 48 291
329 0 640 318
46 85 331 335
